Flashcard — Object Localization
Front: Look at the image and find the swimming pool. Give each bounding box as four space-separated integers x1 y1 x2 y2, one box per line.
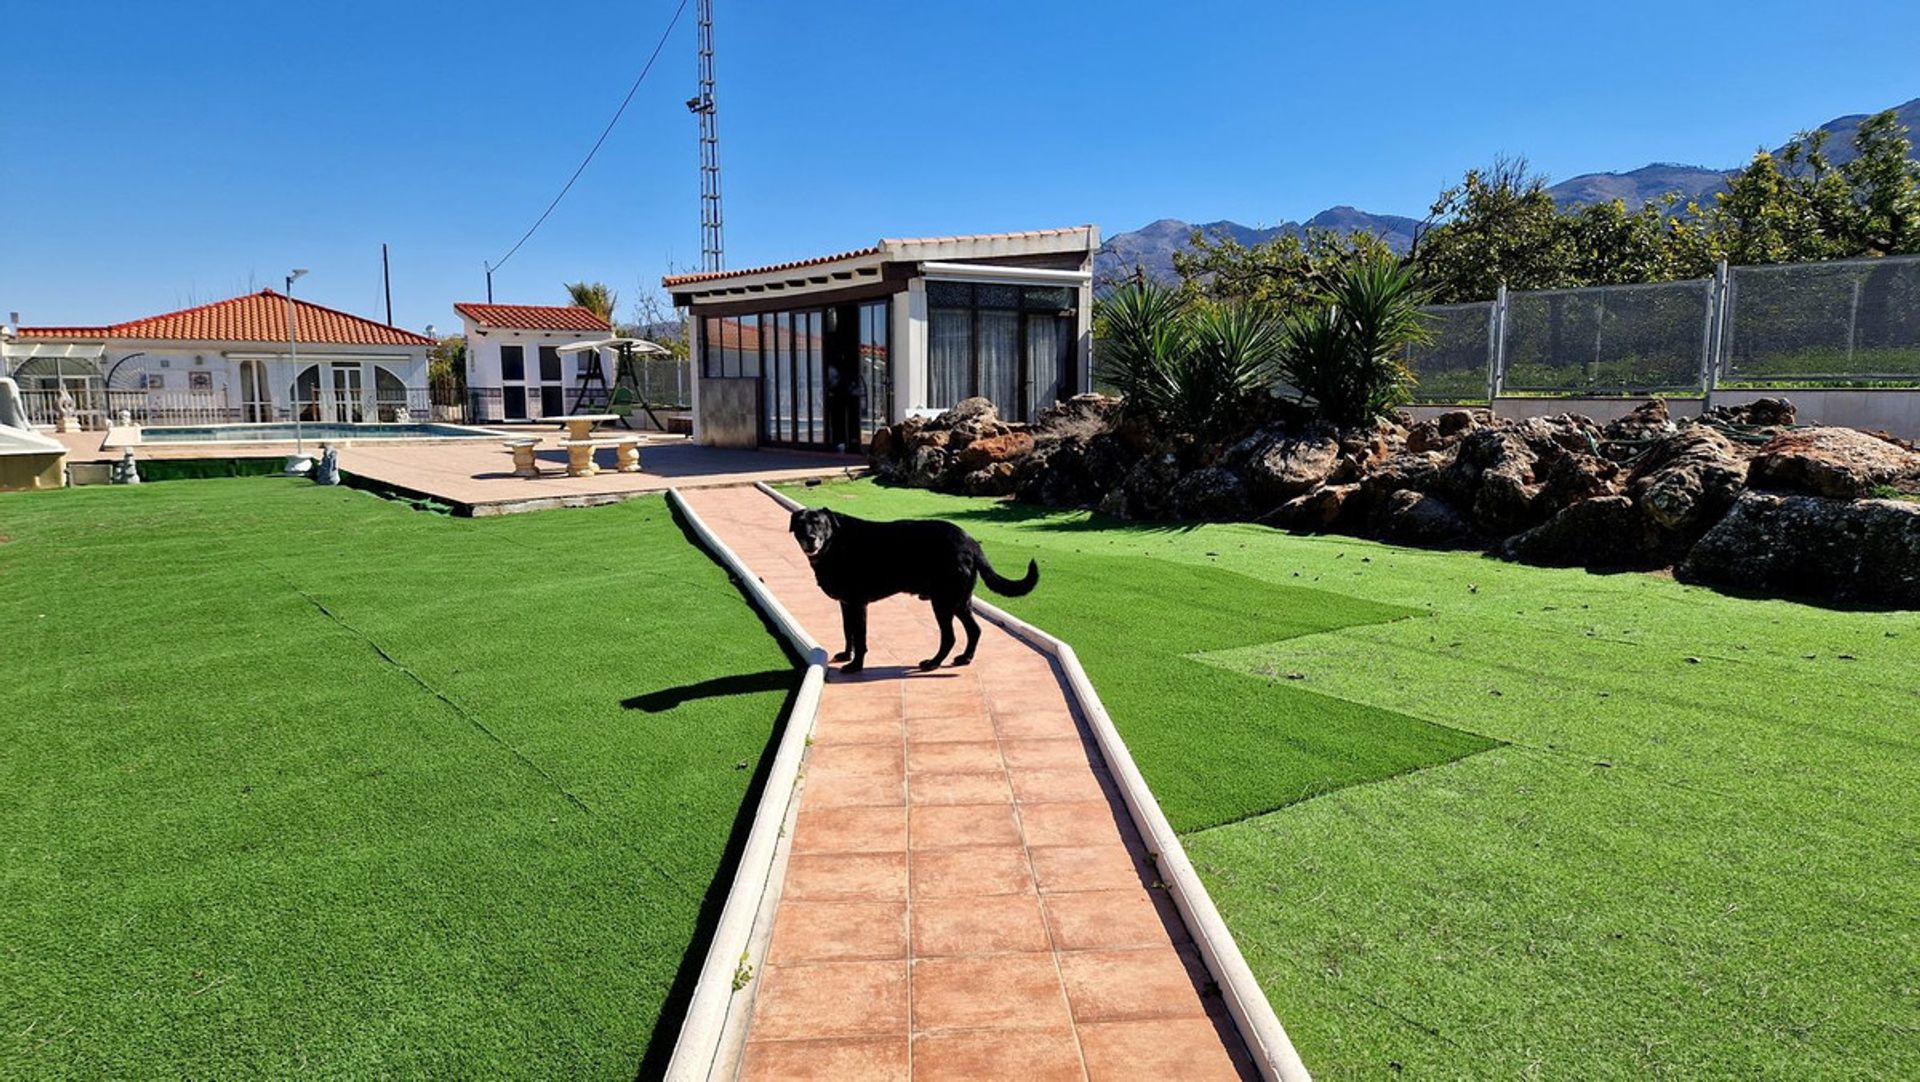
136 422 500 444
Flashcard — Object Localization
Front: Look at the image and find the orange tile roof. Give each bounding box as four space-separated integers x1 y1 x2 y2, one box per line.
14 290 431 346
452 302 611 332
661 226 1094 288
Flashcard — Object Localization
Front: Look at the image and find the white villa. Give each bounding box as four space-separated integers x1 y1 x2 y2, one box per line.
453 303 617 423
1 290 433 428
663 226 1099 451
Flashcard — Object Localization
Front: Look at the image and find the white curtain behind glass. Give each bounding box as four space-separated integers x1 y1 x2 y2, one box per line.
1025 315 1062 421
978 309 1019 414
929 308 971 408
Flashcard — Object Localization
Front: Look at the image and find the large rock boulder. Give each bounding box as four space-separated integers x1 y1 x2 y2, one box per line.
1707 397 1796 428
1121 452 1182 520
1224 425 1341 508
1538 451 1621 512
955 431 1035 473
1444 429 1545 534
961 461 1020 497
1679 491 1920 606
1626 425 1747 537
1502 495 1665 569
1016 436 1095 507
1375 490 1471 545
934 396 997 428
908 446 952 489
1033 393 1121 435
1170 466 1250 521
1272 483 1361 532
1746 427 1920 500
1602 399 1678 447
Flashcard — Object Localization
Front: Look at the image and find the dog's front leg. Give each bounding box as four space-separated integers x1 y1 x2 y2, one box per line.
848 603 868 672
835 601 862 670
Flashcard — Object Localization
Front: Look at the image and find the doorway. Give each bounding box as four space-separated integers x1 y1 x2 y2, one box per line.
239 360 271 421
331 365 364 422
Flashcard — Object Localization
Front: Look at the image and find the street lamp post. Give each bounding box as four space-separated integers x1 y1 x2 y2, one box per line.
283 268 310 474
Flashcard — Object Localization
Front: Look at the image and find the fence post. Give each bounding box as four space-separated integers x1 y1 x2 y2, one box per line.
1487 284 1508 405
1705 260 1730 401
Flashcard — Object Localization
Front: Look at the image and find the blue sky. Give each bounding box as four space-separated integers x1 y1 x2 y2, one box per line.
4 0 1917 332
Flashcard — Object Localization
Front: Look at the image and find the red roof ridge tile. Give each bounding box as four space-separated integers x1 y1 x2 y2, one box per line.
662 226 1096 289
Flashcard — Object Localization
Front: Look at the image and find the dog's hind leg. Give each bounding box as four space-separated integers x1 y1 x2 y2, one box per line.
952 601 982 666
921 600 956 671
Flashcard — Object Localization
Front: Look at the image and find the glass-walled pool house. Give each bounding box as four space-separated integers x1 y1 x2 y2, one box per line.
663 227 1098 450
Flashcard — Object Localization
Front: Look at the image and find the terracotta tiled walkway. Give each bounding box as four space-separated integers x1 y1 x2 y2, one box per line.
678 486 1252 1082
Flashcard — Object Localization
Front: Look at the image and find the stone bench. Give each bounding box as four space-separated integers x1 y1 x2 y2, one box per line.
557 436 642 477
501 438 543 478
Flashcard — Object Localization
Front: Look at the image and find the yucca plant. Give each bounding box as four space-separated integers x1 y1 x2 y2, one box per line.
1094 282 1282 437
1276 256 1432 426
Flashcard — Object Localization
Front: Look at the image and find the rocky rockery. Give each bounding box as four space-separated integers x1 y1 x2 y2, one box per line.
867 394 1920 608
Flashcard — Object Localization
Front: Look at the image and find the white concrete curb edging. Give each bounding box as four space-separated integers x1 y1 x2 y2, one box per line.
664 487 828 1082
755 480 1313 1082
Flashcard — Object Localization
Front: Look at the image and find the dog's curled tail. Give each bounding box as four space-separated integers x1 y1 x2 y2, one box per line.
978 554 1040 597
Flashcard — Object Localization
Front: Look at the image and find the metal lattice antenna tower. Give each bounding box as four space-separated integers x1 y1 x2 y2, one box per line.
689 0 723 272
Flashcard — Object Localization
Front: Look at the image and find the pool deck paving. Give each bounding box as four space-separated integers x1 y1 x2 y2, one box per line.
54 430 860 513
678 485 1253 1082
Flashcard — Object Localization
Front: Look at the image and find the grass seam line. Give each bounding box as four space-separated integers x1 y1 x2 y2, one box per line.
261 562 593 815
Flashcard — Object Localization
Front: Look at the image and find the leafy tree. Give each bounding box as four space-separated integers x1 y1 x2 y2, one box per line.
1410 158 1575 301
1276 255 1432 426
1173 227 1396 311
564 281 618 322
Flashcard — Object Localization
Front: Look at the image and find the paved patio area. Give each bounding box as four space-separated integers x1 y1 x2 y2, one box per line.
678 486 1252 1082
53 430 862 514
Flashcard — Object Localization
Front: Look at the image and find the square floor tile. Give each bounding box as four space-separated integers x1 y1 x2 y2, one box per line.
909 1029 1083 1081
1043 889 1184 951
1057 947 1209 1022
1029 845 1151 894
791 805 906 855
1077 1016 1252 1081
783 852 908 902
999 738 1094 769
910 803 1023 849
907 740 1004 775
908 771 1013 806
768 900 908 964
910 953 1073 1033
906 713 998 743
739 1037 908 1081
748 960 907 1041
910 845 1034 898
912 893 1051 957
1017 800 1129 849
1010 765 1112 804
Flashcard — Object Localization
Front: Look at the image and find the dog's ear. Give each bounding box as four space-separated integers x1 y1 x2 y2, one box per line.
789 509 804 534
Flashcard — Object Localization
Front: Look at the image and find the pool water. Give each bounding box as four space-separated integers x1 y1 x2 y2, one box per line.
139 422 498 444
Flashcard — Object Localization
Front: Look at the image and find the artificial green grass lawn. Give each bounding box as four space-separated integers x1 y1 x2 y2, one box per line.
0 480 795 1077
784 479 1920 1080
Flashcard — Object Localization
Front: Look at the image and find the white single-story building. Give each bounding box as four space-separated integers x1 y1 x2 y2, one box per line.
663 226 1098 450
2 290 433 428
453 303 616 423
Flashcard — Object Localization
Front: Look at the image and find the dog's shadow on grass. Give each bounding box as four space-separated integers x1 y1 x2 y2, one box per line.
621 669 794 712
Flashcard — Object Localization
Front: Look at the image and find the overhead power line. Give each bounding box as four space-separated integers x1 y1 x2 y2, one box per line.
489 0 691 276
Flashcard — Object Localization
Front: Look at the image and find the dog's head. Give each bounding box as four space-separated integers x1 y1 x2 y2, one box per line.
789 508 837 558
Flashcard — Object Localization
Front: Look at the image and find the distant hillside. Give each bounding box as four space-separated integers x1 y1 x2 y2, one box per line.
1098 96 1920 284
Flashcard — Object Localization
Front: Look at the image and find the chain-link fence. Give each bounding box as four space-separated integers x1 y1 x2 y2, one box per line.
1401 301 1494 404
1502 279 1711 395
1723 256 1920 386
1403 252 1920 403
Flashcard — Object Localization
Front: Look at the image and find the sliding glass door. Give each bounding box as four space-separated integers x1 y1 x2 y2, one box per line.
926 282 1075 421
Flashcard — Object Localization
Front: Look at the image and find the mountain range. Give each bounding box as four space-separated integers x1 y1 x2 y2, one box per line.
1096 97 1920 283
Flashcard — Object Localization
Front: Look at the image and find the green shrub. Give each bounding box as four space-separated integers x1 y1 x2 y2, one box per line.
1094 282 1283 437
1277 256 1433 426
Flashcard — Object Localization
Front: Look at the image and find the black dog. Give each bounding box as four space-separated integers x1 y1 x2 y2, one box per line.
789 507 1039 672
